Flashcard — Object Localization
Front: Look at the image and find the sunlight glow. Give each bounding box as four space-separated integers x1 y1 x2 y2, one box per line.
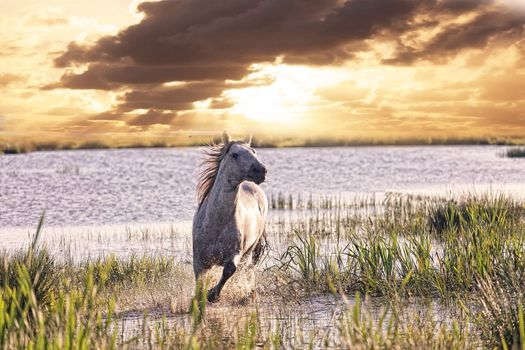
500 0 525 11
228 86 302 123
226 64 350 124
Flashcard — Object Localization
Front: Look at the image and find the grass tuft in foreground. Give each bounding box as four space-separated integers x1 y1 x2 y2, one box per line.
474 276 525 349
0 216 117 349
339 293 472 349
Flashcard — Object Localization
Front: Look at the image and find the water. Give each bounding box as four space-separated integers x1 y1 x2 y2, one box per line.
1 145 524 230
2 145 513 345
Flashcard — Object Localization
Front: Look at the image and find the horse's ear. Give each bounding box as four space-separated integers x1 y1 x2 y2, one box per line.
222 130 230 144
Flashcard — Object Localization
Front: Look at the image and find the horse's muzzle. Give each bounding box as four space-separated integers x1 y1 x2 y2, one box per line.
248 164 267 184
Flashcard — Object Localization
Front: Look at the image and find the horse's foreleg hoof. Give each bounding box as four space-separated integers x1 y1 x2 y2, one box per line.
207 289 220 303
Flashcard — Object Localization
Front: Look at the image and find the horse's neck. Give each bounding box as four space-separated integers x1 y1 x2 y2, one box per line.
203 173 238 224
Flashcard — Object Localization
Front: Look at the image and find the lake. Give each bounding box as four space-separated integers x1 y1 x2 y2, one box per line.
2 145 524 347
1 145 524 231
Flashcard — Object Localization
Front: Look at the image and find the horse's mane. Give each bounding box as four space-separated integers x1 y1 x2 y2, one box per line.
197 140 246 207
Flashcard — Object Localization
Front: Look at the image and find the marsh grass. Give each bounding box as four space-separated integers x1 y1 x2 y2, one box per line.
3 136 524 155
1 144 28 154
0 248 58 310
339 293 473 349
0 216 118 349
505 147 525 158
276 193 525 299
0 265 119 349
0 216 190 348
428 194 524 235
3 192 525 348
475 276 525 349
87 254 177 288
268 192 525 347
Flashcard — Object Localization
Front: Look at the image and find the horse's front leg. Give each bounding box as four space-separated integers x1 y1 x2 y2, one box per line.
208 257 238 302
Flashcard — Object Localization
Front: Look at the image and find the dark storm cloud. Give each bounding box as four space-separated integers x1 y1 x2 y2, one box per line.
427 11 524 53
117 82 225 111
47 64 249 90
51 0 525 127
72 81 239 132
385 7 525 64
436 0 492 13
84 109 175 130
55 0 425 69
127 109 176 126
208 97 235 109
51 0 525 71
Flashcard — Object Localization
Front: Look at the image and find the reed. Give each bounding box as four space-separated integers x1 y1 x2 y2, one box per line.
474 276 525 349
505 147 525 158
3 192 525 348
339 293 473 349
276 193 525 299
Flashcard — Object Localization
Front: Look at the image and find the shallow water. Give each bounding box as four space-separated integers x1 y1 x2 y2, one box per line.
117 293 351 348
1 145 524 232
2 146 505 347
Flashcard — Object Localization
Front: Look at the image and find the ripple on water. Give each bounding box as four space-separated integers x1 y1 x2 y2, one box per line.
1 146 525 230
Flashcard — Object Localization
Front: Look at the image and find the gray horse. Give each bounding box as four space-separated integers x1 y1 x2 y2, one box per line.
192 131 268 302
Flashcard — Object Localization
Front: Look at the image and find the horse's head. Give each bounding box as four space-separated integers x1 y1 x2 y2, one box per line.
221 131 267 185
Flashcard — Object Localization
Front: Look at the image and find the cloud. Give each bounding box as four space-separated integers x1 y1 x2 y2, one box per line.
127 109 176 127
49 0 525 130
54 0 427 69
47 63 250 90
384 6 525 64
26 15 68 27
83 82 235 130
82 108 241 132
436 0 493 13
117 82 226 111
478 69 525 101
0 73 22 87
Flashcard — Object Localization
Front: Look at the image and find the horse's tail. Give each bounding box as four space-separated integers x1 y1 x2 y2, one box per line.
252 230 269 265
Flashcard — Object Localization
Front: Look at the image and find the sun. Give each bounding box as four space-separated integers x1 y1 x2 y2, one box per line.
226 63 350 124
228 85 299 123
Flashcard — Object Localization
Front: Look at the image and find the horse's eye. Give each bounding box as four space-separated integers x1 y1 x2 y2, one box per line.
232 153 239 160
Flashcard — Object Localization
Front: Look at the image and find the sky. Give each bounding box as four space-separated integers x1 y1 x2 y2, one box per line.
1 0 525 144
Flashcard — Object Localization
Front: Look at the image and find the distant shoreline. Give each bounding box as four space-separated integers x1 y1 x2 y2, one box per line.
1 137 525 155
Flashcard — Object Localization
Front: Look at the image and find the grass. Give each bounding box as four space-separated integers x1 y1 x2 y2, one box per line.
475 277 525 349
0 140 171 154
428 194 523 234
338 293 473 349
0 215 116 348
271 192 525 347
0 264 118 349
505 147 525 158
2 136 525 154
0 214 190 348
3 192 525 348
275 194 525 297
